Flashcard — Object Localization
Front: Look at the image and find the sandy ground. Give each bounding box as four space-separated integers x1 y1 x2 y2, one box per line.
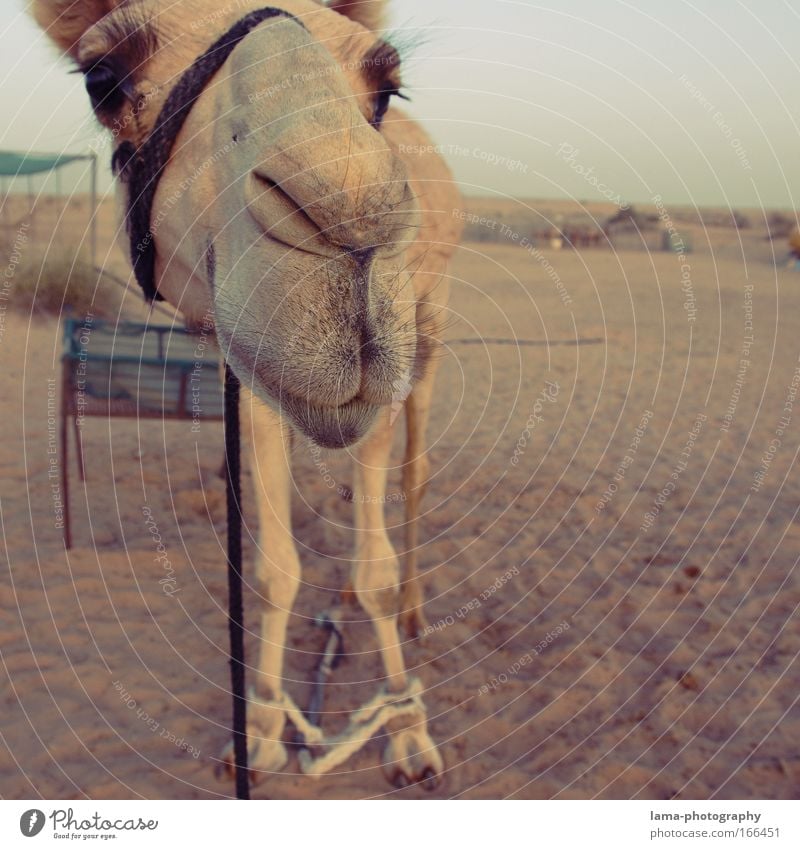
0 196 798 799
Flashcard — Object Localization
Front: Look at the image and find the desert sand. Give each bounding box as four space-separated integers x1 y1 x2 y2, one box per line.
0 194 798 799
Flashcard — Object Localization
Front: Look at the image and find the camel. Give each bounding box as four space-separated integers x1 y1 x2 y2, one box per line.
31 0 462 787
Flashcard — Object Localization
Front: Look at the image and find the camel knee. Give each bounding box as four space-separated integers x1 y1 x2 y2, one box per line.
404 453 430 502
417 452 430 482
255 545 300 611
353 535 400 619
407 452 430 485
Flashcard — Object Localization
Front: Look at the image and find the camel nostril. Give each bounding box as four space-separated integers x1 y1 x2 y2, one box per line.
252 171 278 192
348 247 374 266
361 336 381 366
246 171 342 257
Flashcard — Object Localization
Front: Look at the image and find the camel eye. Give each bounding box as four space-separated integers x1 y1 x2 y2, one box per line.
84 62 125 111
371 86 398 128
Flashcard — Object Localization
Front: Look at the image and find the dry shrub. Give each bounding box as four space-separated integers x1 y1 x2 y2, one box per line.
731 209 751 229
605 205 652 233
0 229 121 318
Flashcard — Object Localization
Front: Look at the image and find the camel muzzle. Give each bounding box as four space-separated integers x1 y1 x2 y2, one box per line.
247 131 420 257
229 15 420 256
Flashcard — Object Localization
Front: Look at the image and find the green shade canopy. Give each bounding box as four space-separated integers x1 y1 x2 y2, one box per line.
0 150 92 177
0 149 98 262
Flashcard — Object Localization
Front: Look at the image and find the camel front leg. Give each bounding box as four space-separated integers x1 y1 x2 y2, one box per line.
399 360 438 638
399 279 450 638
220 388 301 781
351 410 443 788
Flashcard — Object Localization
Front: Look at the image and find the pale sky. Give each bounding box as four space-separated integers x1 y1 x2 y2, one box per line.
2 0 799 208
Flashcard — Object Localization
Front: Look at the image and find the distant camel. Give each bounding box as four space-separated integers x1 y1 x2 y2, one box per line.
32 0 461 786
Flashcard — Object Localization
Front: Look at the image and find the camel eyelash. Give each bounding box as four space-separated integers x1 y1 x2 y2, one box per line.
370 85 407 128
361 39 403 90
73 10 158 110
75 57 138 113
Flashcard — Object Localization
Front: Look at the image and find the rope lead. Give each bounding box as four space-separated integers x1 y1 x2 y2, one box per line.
224 364 249 799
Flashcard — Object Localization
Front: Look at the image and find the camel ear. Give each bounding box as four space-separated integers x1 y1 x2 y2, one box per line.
327 0 387 32
29 0 116 57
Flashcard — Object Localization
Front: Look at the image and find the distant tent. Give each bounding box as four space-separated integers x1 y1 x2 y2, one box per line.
0 150 98 262
0 151 91 176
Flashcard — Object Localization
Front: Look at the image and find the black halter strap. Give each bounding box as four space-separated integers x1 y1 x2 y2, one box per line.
115 7 299 800
118 6 296 300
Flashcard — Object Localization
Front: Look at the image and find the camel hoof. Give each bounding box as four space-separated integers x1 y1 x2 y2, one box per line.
392 771 410 789
398 606 428 641
216 744 264 787
421 767 439 792
340 581 357 608
217 736 287 787
382 724 444 791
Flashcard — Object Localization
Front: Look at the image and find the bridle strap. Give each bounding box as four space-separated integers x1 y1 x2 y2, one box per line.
223 363 247 800
119 7 297 300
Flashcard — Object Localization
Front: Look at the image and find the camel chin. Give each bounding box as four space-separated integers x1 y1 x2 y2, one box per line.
279 395 381 450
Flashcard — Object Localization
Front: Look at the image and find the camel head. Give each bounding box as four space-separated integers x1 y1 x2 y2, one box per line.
32 0 423 447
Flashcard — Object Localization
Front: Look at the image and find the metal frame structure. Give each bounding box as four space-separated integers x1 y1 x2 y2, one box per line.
59 316 223 548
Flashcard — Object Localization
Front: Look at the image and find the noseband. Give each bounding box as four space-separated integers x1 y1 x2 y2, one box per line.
114 7 301 800
116 7 299 301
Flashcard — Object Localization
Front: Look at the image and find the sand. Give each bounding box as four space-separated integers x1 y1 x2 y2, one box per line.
0 196 798 799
